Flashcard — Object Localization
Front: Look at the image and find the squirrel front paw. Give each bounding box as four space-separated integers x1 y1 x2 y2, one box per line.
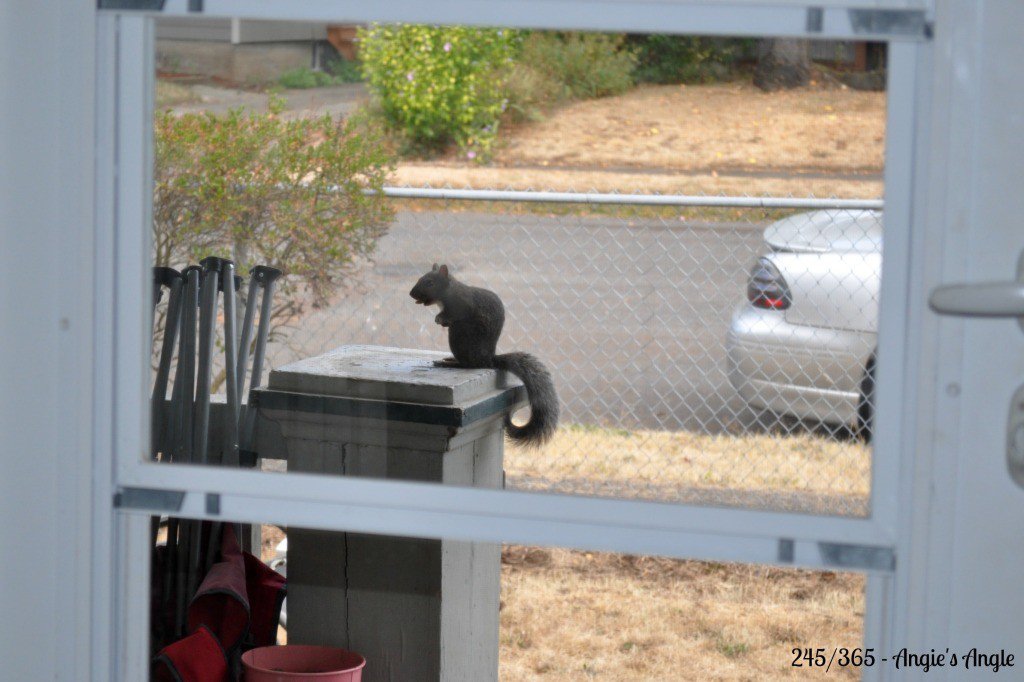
434 313 449 327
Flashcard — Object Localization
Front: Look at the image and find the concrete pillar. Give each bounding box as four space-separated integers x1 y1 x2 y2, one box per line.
255 346 524 682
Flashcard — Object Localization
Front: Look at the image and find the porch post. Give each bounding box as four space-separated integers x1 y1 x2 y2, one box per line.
255 345 523 682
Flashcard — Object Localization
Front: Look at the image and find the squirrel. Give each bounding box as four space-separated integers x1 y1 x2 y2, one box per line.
410 263 559 447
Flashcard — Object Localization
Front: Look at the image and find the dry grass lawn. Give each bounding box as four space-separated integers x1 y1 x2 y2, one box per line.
497 82 885 174
507 426 871 508
500 546 864 681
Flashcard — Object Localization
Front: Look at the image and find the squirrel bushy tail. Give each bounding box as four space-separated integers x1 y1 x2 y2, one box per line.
493 352 559 447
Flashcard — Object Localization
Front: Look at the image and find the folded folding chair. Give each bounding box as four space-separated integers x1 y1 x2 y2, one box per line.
149 261 285 680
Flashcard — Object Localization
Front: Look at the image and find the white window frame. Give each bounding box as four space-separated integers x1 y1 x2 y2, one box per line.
95 3 933 678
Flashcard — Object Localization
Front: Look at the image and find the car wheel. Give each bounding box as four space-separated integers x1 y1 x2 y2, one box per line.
856 352 876 444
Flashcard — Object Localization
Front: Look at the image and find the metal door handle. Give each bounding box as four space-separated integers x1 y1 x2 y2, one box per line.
927 254 1024 490
929 282 1024 317
929 252 1024 322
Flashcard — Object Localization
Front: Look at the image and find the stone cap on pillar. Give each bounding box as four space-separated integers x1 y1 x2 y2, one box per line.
251 345 527 428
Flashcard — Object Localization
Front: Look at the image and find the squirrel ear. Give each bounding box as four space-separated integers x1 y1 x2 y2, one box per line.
431 262 439 271
439 264 449 278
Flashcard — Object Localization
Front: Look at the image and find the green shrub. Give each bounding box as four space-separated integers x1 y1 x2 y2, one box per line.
153 100 394 330
630 35 750 84
518 32 636 100
358 24 519 160
327 57 364 83
502 63 564 122
277 67 343 89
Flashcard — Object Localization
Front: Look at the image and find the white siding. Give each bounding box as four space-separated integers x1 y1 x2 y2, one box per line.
156 17 327 43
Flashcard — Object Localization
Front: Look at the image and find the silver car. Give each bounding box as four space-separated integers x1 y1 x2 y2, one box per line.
725 209 881 435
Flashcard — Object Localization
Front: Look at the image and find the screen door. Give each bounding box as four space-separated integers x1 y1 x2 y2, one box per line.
95 2 934 679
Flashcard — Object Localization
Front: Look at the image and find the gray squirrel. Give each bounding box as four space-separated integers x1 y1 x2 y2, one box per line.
410 263 558 447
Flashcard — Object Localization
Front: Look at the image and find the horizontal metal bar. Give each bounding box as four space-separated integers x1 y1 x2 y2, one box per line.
374 187 885 211
847 9 931 39
123 492 895 572
116 462 895 570
114 487 184 512
110 1 932 42
98 0 166 8
818 541 895 571
203 178 884 212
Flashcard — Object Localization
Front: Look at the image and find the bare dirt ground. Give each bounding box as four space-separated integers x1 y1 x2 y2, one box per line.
396 80 886 197
498 82 885 174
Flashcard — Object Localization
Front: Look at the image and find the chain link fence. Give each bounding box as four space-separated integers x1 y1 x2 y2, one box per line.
266 187 882 517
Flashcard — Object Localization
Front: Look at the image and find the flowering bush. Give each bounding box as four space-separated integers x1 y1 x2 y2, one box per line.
358 24 519 160
153 99 394 335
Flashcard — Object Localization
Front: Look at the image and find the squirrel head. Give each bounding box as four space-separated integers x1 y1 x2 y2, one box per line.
409 263 451 305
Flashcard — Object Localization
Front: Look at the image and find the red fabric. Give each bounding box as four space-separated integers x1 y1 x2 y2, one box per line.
188 524 250 652
155 523 287 680
243 551 288 647
153 625 228 682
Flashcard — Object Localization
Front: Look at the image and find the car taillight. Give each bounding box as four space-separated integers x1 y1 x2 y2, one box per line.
747 257 792 310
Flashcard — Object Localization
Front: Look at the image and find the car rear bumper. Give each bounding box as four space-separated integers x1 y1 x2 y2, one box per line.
725 304 874 426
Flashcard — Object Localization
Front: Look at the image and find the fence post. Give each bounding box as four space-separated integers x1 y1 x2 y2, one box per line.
255 345 524 682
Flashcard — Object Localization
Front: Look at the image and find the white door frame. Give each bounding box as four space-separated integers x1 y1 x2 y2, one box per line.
890 1 1024 673
93 2 943 679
